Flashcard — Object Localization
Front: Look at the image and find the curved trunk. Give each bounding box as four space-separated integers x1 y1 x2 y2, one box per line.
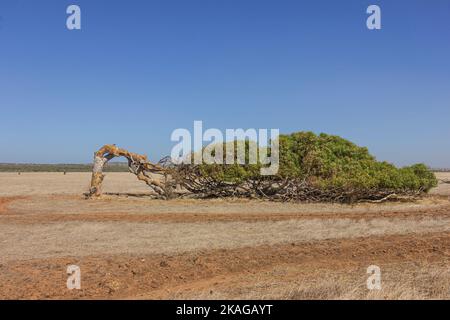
86 144 167 198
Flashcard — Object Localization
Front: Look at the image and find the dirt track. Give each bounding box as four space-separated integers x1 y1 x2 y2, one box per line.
0 172 449 299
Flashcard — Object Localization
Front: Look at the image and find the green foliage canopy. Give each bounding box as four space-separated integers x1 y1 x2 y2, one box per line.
196 131 437 193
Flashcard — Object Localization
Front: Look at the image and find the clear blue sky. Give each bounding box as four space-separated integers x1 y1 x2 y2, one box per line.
1 0 449 166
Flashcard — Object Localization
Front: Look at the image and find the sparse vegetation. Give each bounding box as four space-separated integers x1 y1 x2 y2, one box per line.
1 172 448 299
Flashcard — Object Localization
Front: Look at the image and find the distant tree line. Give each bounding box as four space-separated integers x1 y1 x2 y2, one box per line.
0 162 129 173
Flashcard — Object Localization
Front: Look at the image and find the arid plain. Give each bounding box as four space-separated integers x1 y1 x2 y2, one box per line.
0 172 449 299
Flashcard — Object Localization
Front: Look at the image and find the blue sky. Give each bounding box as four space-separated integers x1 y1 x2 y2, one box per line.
0 0 449 166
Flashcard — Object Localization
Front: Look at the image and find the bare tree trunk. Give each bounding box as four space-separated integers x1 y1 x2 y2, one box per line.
86 144 167 198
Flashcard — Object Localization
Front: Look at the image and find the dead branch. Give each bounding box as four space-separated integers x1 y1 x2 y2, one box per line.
85 144 168 198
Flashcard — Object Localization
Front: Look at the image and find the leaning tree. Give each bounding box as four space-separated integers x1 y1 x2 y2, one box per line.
86 133 437 203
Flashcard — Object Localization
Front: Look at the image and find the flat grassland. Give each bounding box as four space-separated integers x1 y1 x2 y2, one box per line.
0 172 449 299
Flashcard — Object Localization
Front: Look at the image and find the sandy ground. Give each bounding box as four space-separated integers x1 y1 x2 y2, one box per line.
432 172 450 196
0 172 449 299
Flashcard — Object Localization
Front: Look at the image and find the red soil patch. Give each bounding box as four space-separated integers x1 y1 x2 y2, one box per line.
2 205 450 224
0 196 27 214
0 232 448 299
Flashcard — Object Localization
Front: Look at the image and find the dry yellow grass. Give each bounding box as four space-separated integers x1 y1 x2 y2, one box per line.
0 172 448 299
175 262 449 300
1 217 449 262
432 172 450 196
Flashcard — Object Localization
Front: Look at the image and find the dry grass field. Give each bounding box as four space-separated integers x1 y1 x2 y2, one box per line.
0 172 449 299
